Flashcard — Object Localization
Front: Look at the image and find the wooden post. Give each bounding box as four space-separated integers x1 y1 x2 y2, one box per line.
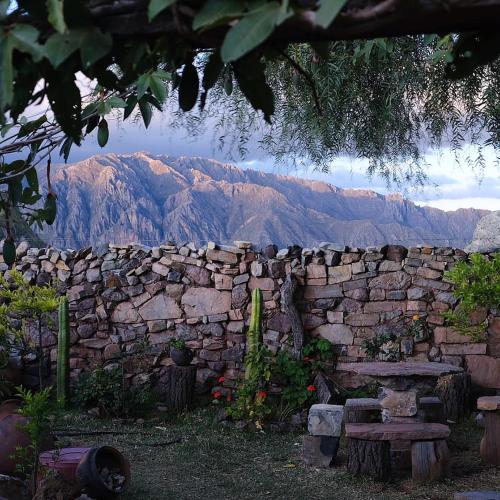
347 438 391 482
166 365 197 412
280 273 304 360
411 439 450 482
480 411 500 466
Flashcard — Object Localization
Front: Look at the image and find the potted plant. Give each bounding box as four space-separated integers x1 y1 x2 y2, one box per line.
169 338 193 366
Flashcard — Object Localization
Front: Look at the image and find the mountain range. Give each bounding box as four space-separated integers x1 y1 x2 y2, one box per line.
37 152 487 249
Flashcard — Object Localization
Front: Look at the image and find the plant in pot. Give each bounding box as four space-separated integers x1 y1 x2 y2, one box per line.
169 338 193 366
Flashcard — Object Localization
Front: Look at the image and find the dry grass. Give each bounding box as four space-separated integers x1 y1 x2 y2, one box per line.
56 408 500 500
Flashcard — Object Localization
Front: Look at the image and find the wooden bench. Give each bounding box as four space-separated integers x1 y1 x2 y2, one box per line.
477 396 500 466
345 422 451 482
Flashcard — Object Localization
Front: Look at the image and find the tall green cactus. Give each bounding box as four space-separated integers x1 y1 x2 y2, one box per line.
56 295 70 407
245 288 262 381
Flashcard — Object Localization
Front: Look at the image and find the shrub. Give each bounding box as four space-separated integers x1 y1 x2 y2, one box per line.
443 252 500 340
73 367 154 418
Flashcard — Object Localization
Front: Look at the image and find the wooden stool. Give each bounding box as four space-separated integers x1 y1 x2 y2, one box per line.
477 396 500 466
345 423 451 482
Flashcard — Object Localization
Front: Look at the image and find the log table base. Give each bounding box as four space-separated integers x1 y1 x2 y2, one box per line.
346 423 451 483
347 439 391 481
166 365 197 412
411 439 450 482
477 397 500 466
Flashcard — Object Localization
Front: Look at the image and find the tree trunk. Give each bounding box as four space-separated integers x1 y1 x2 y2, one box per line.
38 315 43 390
411 439 450 482
435 372 470 422
166 365 197 412
347 438 391 482
480 412 500 466
280 273 304 360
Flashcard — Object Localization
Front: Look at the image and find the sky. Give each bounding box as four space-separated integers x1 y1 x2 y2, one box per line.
65 109 500 213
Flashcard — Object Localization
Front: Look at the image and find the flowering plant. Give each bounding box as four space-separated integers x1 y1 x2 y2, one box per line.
408 314 428 343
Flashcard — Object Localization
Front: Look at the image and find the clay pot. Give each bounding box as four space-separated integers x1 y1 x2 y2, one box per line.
0 400 31 475
170 347 194 366
39 447 91 482
0 399 55 476
77 446 130 499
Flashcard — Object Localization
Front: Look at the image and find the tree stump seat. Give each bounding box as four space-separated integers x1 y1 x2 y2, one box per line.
477 396 500 466
345 422 451 482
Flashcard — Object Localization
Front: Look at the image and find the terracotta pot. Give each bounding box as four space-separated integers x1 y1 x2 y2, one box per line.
0 400 31 475
0 399 55 476
77 446 130 499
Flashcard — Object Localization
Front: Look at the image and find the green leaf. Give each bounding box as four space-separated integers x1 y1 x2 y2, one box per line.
202 51 223 91
221 2 281 63
138 99 153 128
316 0 347 29
106 96 127 109
18 115 47 138
192 0 245 31
178 63 199 111
97 118 109 147
85 114 99 134
8 178 23 205
59 136 73 161
234 58 274 122
45 32 80 68
25 167 39 192
123 96 138 120
0 35 15 112
10 25 45 62
223 69 233 96
149 74 168 104
0 0 10 20
136 73 151 100
79 28 112 68
46 0 67 34
148 0 176 21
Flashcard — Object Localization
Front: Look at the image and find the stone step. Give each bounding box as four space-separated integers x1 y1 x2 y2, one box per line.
477 396 500 411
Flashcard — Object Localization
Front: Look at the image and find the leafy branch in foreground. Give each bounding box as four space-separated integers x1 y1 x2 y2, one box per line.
0 1 499 242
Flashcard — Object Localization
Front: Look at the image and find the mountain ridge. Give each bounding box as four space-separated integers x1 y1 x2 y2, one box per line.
39 152 488 249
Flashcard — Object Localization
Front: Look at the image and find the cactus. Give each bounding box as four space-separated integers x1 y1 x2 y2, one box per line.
56 295 70 407
245 288 262 381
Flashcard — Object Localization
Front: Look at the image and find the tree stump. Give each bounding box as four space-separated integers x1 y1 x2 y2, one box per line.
480 411 500 466
411 439 450 482
435 372 470 421
165 365 197 412
347 438 391 482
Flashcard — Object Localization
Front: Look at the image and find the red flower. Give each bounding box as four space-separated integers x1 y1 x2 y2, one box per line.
306 385 316 392
218 376 225 383
213 391 222 399
256 390 267 399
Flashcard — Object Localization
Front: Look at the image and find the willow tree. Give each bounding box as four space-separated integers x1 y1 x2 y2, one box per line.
0 0 499 256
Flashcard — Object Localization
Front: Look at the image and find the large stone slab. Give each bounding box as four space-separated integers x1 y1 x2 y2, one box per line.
181 288 231 318
336 361 463 378
110 301 140 323
304 284 343 300
345 422 450 441
308 404 344 437
466 355 500 389
379 388 418 417
312 323 353 345
369 271 411 290
138 294 182 320
477 396 500 411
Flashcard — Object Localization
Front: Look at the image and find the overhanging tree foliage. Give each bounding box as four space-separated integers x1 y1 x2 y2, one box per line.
0 0 499 257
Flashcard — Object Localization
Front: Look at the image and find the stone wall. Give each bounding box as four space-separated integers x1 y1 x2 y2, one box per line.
4 241 499 393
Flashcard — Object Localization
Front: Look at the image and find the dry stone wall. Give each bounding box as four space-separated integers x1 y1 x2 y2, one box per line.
4 241 499 392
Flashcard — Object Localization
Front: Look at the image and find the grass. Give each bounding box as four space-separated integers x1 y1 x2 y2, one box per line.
56 408 500 500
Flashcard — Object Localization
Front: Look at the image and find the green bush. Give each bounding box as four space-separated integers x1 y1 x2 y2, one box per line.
443 252 500 340
73 367 155 418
